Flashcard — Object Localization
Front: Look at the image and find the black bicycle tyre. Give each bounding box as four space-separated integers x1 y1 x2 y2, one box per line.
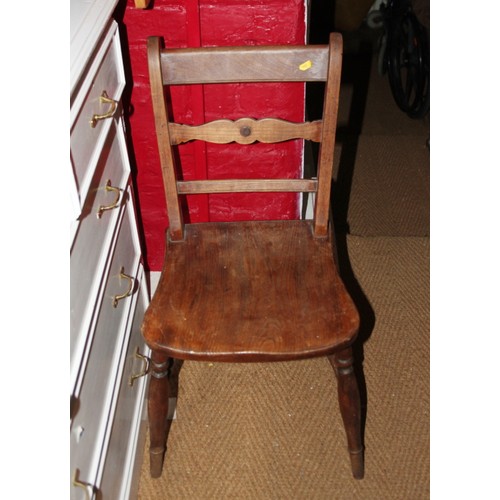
387 11 429 118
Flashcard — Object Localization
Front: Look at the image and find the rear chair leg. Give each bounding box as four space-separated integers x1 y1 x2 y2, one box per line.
329 347 364 479
148 350 170 478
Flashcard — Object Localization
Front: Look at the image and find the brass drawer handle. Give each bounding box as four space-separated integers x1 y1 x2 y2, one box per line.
113 267 135 308
97 180 121 219
129 347 151 387
90 91 117 128
72 470 92 500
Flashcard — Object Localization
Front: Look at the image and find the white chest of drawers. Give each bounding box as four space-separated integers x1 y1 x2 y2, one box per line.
71 3 150 498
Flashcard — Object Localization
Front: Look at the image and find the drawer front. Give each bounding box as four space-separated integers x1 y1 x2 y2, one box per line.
71 5 120 92
70 202 141 493
70 121 130 388
71 22 125 214
99 268 150 499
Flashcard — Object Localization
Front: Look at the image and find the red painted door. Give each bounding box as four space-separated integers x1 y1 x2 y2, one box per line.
123 0 306 270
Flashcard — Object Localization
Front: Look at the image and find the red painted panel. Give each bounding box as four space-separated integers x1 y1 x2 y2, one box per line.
122 0 306 270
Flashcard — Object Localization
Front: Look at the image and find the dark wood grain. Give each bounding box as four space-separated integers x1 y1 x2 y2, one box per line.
169 118 322 145
329 348 364 479
144 33 365 480
147 34 343 241
314 33 343 237
176 179 318 195
143 220 359 362
173 114 320 193
147 36 185 241
147 350 170 478
160 45 330 85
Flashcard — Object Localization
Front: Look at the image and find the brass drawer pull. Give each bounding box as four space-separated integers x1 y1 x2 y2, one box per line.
72 470 92 500
129 347 151 387
113 267 135 308
90 91 117 128
97 180 121 218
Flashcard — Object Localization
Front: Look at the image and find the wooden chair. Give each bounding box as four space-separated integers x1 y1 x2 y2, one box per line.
143 33 365 480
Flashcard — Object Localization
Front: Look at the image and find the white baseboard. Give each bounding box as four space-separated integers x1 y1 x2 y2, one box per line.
149 271 161 295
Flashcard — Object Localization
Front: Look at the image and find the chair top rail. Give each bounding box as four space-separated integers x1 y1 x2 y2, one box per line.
159 44 330 85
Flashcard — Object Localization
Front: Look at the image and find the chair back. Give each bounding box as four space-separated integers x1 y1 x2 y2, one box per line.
147 34 343 241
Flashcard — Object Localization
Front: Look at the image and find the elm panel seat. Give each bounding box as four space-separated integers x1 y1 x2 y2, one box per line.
144 220 359 362
142 33 365 481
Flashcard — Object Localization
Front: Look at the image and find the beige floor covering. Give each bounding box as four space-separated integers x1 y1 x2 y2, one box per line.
137 30 430 499
343 134 429 237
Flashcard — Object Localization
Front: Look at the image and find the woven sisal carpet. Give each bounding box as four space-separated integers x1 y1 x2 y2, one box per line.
137 31 430 500
339 134 430 237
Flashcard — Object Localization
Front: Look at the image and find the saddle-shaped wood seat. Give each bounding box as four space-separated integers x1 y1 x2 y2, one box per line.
144 220 359 361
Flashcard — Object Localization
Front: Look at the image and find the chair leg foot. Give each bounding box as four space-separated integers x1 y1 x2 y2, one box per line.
329 347 365 480
150 446 167 479
349 449 365 480
148 350 170 478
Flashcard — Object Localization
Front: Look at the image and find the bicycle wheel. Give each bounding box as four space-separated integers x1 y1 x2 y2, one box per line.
387 10 429 118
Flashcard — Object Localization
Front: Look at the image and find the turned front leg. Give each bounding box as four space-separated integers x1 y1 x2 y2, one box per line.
329 347 364 479
148 350 170 478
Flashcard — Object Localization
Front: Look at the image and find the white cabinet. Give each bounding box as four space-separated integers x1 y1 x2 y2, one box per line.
70 25 125 220
70 5 149 499
100 275 151 498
